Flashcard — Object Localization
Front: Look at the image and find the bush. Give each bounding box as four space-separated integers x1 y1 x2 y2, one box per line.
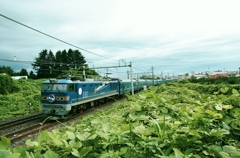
0 75 20 95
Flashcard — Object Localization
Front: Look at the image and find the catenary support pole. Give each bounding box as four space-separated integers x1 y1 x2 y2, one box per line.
130 62 134 95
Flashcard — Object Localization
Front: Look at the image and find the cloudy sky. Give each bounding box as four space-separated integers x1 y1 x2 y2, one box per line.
1 0 240 78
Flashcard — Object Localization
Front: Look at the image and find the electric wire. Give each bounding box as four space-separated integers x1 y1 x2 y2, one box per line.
0 14 149 74
0 14 117 62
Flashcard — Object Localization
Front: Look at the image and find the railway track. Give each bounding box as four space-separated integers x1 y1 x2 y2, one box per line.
0 113 46 144
2 97 123 146
6 121 58 143
6 112 87 144
0 113 45 131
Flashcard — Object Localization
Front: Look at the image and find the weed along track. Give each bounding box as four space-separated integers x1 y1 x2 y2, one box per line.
2 99 117 147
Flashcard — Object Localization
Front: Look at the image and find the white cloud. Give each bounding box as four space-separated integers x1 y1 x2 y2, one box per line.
0 0 240 77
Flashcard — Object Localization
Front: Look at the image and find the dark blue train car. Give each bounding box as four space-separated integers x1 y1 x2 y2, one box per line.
119 79 155 95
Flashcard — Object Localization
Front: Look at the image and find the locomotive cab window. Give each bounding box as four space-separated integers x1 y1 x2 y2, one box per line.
42 84 53 91
68 84 74 92
53 84 67 91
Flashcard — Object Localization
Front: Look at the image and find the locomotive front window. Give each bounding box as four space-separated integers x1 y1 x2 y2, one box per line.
42 84 53 91
68 84 74 92
53 84 67 91
42 84 68 91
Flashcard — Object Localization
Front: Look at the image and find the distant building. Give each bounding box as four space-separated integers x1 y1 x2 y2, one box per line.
206 71 228 78
11 76 28 80
192 74 208 79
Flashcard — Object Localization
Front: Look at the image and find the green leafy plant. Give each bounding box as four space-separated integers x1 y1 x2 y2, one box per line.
1 80 240 157
0 78 44 121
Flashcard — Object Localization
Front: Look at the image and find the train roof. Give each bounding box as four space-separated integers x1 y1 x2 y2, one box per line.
43 79 73 84
42 78 119 84
119 79 156 82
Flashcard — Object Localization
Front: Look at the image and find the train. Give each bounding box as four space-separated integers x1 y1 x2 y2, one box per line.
41 77 171 119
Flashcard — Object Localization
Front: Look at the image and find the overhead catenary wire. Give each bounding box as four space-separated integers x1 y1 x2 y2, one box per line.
0 13 148 74
0 14 117 62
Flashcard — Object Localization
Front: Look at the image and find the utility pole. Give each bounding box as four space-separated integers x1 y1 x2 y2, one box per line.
151 66 154 85
127 70 130 79
130 62 134 95
161 71 163 81
83 65 86 80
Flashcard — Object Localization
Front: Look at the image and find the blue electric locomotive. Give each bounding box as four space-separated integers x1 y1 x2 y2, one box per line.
41 78 119 119
41 78 165 119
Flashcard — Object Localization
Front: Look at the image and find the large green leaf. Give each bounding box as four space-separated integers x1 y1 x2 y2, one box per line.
0 150 12 158
71 148 80 157
69 140 82 149
43 150 58 158
231 120 240 130
76 132 87 141
13 146 27 158
25 139 39 148
220 87 229 94
79 146 93 157
230 108 240 119
133 124 152 136
223 145 240 156
128 113 149 121
71 146 93 158
215 104 222 111
209 129 230 137
0 137 10 150
66 131 76 140
172 148 184 158
222 105 233 110
8 153 21 158
38 130 50 143
208 145 223 157
130 103 142 111
232 89 239 96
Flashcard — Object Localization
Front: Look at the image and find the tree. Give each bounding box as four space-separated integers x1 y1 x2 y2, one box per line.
32 49 90 79
74 49 86 68
32 49 51 78
29 71 37 79
47 50 56 77
67 48 75 69
0 66 15 75
55 50 62 69
19 68 28 76
67 49 86 69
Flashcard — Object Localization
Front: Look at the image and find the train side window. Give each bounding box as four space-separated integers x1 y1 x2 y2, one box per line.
68 84 74 92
